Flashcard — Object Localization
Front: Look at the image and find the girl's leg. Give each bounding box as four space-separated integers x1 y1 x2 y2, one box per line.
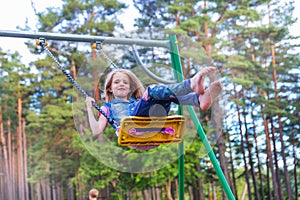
167 80 223 110
131 81 222 116
147 80 193 100
174 80 222 110
131 89 200 117
131 83 189 116
176 93 200 106
147 66 217 100
131 67 221 116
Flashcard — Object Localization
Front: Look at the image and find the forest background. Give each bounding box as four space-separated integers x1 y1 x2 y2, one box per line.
0 0 299 200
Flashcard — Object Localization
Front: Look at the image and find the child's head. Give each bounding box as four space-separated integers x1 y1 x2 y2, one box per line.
104 69 144 102
88 188 99 200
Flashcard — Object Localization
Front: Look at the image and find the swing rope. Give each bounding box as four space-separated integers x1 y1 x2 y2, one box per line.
91 41 120 103
93 41 119 69
37 38 118 129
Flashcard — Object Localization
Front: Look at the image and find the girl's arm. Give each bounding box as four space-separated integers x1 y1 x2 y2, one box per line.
85 97 108 137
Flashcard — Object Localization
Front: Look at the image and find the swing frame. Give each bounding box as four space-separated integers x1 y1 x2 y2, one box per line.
0 30 236 200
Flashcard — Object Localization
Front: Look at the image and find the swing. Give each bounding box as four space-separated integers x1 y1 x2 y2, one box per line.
118 115 185 146
37 39 185 146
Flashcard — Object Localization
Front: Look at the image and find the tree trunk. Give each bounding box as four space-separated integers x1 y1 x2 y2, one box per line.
292 130 298 199
268 3 292 199
7 119 15 199
240 182 247 200
12 131 17 200
228 132 238 200
22 118 29 200
232 75 252 200
262 113 279 200
17 86 25 200
249 39 265 200
214 95 232 200
67 177 74 200
271 43 293 200
270 118 283 200
41 179 47 200
204 1 233 198
266 157 272 199
211 180 216 200
217 131 231 200
174 178 178 200
151 185 156 200
155 186 160 200
260 34 279 198
249 104 265 199
166 179 173 200
277 116 293 200
203 0 211 57
0 151 6 200
143 189 151 200
0 106 13 200
195 164 205 200
241 89 260 200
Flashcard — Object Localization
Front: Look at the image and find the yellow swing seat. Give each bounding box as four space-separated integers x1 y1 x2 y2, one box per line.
118 115 186 146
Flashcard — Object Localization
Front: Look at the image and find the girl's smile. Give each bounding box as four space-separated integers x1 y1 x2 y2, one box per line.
109 72 131 100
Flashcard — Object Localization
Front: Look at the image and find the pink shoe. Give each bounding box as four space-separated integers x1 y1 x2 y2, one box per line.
199 81 223 111
190 67 217 94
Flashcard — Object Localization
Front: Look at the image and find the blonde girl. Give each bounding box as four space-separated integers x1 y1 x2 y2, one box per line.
86 67 222 150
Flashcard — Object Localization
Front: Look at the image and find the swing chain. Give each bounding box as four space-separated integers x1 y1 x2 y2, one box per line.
94 41 119 69
37 38 118 129
38 38 89 98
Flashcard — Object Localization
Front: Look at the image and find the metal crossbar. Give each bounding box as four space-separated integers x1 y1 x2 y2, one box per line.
0 30 170 48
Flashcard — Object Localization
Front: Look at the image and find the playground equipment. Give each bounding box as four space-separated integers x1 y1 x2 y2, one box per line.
0 30 236 200
118 115 185 146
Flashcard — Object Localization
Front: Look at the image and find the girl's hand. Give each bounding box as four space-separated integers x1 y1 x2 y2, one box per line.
85 96 95 108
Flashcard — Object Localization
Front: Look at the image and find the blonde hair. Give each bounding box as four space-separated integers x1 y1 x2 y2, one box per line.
88 188 99 200
104 69 145 102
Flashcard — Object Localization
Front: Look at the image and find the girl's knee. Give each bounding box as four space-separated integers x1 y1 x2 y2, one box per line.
148 84 174 100
143 85 156 100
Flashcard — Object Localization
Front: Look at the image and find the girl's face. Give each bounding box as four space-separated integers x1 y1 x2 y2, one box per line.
109 72 131 100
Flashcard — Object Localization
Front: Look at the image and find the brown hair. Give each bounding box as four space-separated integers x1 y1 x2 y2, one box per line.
104 69 145 102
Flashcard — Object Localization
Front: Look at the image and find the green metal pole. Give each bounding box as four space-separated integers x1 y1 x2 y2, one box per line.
187 106 236 200
169 35 185 200
169 34 235 200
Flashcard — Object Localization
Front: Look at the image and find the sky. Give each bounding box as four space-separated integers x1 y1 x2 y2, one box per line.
0 0 299 65
0 0 139 65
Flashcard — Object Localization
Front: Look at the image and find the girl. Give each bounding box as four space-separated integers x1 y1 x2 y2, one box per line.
85 67 222 149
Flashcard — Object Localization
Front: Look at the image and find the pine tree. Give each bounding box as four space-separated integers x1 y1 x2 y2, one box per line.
25 0 127 199
0 49 33 200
